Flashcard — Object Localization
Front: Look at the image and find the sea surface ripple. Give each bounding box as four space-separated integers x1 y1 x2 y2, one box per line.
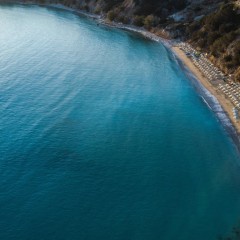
1 4 240 240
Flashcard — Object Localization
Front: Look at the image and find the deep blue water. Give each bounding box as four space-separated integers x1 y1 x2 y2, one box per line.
1 4 240 240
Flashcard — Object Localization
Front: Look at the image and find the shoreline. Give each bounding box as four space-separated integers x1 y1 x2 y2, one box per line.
14 1 171 42
3 1 240 148
171 47 240 134
170 48 240 152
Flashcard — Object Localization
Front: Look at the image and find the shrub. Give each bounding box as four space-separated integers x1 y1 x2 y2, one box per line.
133 15 145 27
107 10 116 21
144 15 155 29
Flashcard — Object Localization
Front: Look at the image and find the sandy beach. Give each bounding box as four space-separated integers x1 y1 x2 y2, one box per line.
10 1 240 142
48 2 240 140
171 46 240 135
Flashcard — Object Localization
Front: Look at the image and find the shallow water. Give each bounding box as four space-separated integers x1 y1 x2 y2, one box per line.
1 4 240 240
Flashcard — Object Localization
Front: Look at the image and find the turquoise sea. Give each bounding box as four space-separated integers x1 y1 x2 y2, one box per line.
1 4 240 240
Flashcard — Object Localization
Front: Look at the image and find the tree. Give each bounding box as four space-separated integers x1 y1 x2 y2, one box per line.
107 10 116 21
133 15 145 27
144 15 156 29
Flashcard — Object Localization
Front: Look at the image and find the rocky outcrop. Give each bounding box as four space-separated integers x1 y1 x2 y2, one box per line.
21 0 239 81
186 1 240 81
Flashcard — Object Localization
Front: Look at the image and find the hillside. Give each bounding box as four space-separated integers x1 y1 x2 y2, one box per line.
186 1 240 81
21 0 240 81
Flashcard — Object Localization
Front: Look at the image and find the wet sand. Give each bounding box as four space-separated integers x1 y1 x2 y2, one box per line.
171 46 240 136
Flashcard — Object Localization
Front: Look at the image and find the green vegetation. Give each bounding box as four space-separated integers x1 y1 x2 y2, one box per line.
132 15 145 26
187 2 240 81
107 10 116 21
143 15 159 29
30 0 239 81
